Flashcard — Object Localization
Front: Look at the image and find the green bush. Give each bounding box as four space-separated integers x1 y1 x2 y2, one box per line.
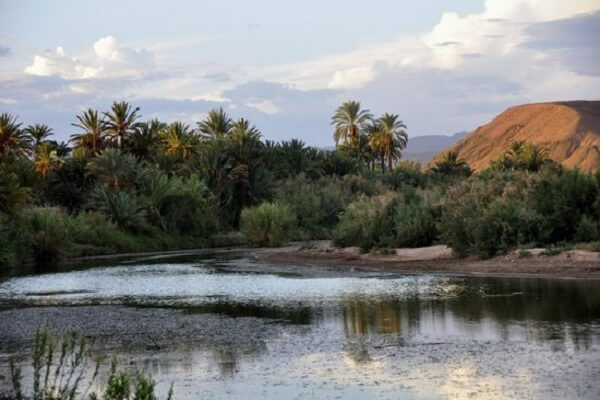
575 215 600 242
240 202 297 247
333 194 394 251
18 207 68 266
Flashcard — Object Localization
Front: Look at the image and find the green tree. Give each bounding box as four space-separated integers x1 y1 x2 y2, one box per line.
34 142 63 176
0 113 30 158
369 113 407 172
24 123 53 148
87 148 138 190
197 107 233 139
431 151 472 177
162 121 198 159
128 118 165 160
103 101 142 147
331 100 373 146
71 108 106 156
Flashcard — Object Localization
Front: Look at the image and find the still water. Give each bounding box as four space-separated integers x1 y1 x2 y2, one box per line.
1 251 599 399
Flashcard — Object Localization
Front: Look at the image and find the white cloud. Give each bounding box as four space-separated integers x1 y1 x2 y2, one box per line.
328 66 375 89
24 36 154 80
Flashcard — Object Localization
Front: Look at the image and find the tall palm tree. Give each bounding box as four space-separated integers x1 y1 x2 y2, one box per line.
331 100 372 146
87 148 137 190
369 113 408 171
24 124 53 148
34 142 63 176
71 109 106 156
103 101 142 147
197 107 233 139
431 150 472 177
0 113 30 158
162 122 197 159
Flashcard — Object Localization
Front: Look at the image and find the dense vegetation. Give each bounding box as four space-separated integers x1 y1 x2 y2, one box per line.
1 100 599 270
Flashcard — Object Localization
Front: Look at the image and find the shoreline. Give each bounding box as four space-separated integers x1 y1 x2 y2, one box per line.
254 242 600 279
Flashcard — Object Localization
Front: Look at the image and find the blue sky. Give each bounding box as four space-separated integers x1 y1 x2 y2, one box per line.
1 0 599 145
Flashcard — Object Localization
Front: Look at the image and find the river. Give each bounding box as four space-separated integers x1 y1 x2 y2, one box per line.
1 250 599 399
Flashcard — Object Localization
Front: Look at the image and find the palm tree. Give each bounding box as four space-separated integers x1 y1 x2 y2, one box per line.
331 100 372 146
34 142 63 176
162 122 197 159
369 113 408 171
0 113 30 158
431 151 472 177
521 143 550 172
24 124 53 147
71 109 106 156
197 107 233 139
87 148 137 190
103 101 142 147
129 118 165 160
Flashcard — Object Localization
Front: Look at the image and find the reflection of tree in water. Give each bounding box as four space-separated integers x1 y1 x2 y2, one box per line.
338 277 600 352
185 301 313 377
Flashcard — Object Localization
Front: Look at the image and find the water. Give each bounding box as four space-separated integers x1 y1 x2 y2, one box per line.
1 251 599 399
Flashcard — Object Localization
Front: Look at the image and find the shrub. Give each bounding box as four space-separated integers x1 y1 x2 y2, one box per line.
470 200 545 257
575 215 600 242
241 202 296 247
383 161 428 189
18 207 68 266
88 187 148 232
333 194 394 251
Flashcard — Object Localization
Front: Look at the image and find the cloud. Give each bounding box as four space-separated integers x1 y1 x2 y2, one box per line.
522 11 600 76
7 0 600 147
24 36 154 79
0 45 11 57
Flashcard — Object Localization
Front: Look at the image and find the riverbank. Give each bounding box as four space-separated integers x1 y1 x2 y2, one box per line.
255 241 600 278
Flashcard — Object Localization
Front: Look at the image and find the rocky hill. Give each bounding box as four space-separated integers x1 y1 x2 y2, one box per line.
429 101 600 172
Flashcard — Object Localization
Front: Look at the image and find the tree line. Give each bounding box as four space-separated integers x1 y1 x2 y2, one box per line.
1 99 599 269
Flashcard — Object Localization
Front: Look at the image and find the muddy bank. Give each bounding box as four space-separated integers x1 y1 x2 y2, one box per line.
255 242 600 278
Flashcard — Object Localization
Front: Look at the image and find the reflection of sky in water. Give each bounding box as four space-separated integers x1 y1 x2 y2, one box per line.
1 255 599 399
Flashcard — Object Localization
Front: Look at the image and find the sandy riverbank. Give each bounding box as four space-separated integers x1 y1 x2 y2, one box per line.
255 242 600 278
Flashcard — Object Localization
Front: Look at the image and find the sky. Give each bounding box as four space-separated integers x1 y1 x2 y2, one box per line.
0 0 599 146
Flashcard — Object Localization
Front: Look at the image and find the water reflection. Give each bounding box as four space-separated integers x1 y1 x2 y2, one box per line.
1 254 599 399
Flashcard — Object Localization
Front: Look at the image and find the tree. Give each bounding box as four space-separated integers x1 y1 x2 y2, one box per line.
162 122 197 159
87 148 137 190
369 113 408 172
0 113 30 158
197 107 233 139
331 100 372 146
0 170 30 214
103 101 142 147
71 109 106 156
521 143 550 172
129 118 165 160
431 151 472 177
24 124 53 148
34 142 63 176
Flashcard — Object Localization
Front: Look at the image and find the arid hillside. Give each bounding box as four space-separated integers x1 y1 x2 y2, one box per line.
429 101 600 172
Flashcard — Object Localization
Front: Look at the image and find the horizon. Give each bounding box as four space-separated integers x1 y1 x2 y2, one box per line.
1 0 599 146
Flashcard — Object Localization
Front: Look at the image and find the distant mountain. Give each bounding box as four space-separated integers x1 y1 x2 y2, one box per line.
402 131 468 164
428 101 600 172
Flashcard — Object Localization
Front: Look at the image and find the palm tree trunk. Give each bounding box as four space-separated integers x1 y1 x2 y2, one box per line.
388 153 393 171
380 154 385 173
